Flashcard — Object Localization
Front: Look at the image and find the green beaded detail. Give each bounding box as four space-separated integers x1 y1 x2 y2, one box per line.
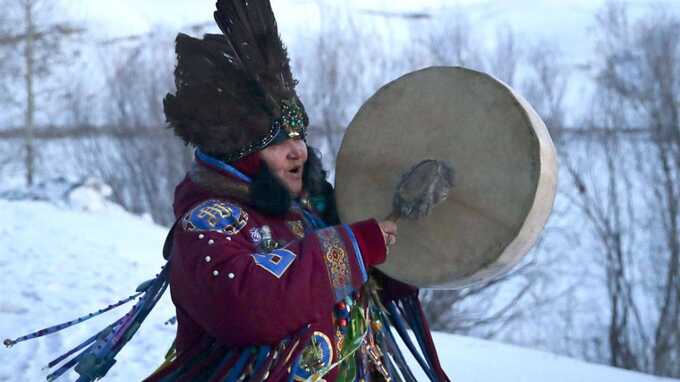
219 98 307 163
274 99 307 139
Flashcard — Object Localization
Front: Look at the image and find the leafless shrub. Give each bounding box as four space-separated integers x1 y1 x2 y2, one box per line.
68 32 192 225
560 3 680 376
0 0 83 185
295 4 392 168
487 25 520 87
522 43 568 144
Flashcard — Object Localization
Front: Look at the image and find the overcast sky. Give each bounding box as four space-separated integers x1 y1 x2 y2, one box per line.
60 0 680 119
65 0 680 67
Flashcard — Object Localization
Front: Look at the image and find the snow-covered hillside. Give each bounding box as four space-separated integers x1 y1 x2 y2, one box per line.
0 185 675 382
0 181 175 381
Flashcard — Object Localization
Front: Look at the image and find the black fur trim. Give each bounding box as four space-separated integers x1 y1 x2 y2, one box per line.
317 181 340 225
302 147 326 196
250 164 292 216
304 148 339 224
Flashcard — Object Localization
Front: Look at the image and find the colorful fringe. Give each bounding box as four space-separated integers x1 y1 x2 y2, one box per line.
368 286 451 382
3 267 170 382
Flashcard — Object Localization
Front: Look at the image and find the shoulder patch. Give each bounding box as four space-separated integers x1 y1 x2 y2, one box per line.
250 249 297 278
183 199 248 235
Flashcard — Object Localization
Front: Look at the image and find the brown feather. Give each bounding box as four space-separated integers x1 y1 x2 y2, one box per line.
164 0 306 161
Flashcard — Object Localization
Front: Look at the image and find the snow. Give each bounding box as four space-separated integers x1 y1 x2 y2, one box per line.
0 183 676 382
401 333 677 382
0 183 175 382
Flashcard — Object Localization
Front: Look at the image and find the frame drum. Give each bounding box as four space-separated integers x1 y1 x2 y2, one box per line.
335 67 557 289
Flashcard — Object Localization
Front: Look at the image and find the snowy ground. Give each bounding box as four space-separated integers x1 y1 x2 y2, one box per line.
0 182 175 381
0 183 676 382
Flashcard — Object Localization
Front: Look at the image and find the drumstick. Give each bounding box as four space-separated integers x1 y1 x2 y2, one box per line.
386 159 455 222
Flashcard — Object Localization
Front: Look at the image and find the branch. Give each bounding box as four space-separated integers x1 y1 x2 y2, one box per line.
0 23 85 46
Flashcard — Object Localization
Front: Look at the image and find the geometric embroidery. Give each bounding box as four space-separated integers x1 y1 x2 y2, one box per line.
250 249 297 279
317 227 353 302
183 199 248 236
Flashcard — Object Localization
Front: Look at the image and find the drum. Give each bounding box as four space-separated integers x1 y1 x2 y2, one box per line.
335 66 557 289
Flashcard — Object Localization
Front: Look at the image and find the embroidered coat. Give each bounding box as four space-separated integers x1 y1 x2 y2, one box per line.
144 160 388 382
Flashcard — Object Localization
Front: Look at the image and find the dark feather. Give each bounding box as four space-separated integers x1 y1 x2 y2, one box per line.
165 0 306 161
213 0 297 115
250 163 292 216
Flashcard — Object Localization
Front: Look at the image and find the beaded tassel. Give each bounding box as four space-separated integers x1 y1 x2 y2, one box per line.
3 292 141 348
3 266 169 382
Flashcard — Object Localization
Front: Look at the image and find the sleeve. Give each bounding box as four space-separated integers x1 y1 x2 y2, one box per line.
169 200 387 347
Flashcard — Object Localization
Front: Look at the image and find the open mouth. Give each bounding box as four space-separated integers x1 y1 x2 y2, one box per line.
288 166 302 176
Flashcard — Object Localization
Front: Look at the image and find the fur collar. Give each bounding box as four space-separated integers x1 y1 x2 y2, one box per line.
189 162 251 202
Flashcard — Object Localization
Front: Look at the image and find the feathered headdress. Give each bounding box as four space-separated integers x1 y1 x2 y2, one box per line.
164 0 308 162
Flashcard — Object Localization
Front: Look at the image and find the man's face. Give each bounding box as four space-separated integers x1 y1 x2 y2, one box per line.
259 139 308 197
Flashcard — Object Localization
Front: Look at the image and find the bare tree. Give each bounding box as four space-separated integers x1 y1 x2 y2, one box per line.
420 261 537 336
69 31 192 225
0 1 18 106
522 43 568 144
487 25 520 87
630 14 680 379
561 113 646 371
561 3 680 377
0 0 83 185
423 9 484 70
295 4 389 169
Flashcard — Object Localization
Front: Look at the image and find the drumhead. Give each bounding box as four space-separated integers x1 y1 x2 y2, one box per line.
335 67 557 289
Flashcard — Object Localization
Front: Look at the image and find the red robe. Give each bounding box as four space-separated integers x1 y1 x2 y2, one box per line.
145 163 387 382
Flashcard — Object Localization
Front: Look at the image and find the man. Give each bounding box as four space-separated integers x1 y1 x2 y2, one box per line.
143 1 450 381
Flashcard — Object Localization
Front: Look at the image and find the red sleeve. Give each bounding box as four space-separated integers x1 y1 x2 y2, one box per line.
169 202 386 347
346 219 388 267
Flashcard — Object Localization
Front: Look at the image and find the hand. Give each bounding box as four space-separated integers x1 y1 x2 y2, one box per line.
378 220 398 248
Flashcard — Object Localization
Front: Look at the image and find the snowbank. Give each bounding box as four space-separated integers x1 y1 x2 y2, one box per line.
403 333 676 382
0 193 174 381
